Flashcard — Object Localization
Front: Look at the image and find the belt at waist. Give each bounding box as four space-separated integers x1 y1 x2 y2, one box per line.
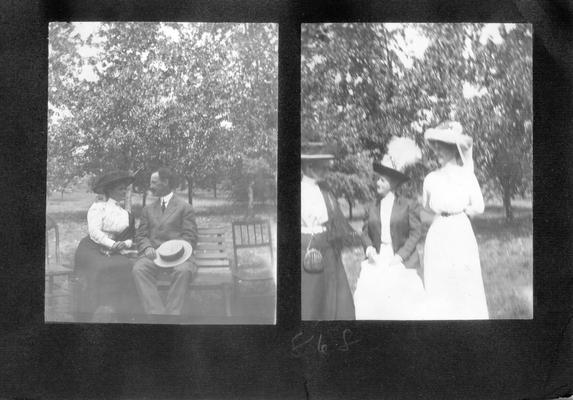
440 211 464 217
301 225 327 234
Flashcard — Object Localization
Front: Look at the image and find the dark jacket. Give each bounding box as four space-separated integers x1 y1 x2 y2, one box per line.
361 195 422 270
136 194 198 253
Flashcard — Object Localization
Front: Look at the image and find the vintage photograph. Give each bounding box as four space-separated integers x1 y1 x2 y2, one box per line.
45 22 277 324
301 23 532 320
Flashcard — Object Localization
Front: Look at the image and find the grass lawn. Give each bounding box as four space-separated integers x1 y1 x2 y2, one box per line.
45 186 277 323
343 198 533 319
47 184 532 321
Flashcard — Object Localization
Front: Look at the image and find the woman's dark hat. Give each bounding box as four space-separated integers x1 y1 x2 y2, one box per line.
373 159 410 185
301 142 337 160
92 170 135 194
373 136 422 186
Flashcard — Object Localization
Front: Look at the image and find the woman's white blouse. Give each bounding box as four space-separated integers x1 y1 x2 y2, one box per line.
422 164 484 216
379 191 395 245
87 198 132 249
301 175 329 231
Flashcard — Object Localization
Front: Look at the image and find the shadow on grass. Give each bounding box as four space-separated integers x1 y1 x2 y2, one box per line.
46 210 87 224
472 205 532 241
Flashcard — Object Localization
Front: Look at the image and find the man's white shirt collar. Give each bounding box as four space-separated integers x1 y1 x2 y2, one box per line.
161 192 174 206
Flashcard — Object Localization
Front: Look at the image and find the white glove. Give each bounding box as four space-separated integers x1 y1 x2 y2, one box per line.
365 246 377 263
390 254 404 267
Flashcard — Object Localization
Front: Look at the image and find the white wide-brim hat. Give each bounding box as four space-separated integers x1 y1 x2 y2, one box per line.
424 121 474 171
153 240 193 268
301 141 337 160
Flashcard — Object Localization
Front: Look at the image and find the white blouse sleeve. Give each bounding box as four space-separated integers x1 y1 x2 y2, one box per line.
87 203 116 248
464 173 485 217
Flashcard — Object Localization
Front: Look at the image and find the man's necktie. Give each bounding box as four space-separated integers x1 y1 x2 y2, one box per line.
161 200 166 213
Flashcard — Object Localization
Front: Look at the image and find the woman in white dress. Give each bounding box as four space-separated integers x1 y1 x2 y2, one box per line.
422 121 489 319
354 137 426 320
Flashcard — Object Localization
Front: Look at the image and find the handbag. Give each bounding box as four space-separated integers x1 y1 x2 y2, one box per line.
303 233 324 273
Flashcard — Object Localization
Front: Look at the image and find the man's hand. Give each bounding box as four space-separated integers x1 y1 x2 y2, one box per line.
365 246 377 263
144 247 156 259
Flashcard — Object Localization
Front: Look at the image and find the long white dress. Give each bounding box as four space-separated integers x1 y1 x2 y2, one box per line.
354 194 426 320
354 250 427 320
422 163 489 319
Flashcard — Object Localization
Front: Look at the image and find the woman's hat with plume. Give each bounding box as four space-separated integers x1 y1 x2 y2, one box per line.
373 136 422 185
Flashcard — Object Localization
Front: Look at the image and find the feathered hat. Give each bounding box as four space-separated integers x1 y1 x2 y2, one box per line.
373 137 422 185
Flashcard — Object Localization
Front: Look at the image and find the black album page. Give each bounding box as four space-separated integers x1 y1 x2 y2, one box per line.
0 0 572 399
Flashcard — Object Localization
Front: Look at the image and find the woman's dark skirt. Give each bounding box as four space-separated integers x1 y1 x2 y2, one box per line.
301 232 355 320
74 236 141 320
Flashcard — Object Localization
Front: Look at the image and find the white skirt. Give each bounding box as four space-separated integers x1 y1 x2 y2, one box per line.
354 245 426 320
423 214 489 320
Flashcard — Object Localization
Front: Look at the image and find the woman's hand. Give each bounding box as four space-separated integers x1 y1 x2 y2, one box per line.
365 246 377 263
111 241 127 251
420 207 437 225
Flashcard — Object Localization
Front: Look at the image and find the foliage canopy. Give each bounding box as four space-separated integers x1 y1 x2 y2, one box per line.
302 23 532 219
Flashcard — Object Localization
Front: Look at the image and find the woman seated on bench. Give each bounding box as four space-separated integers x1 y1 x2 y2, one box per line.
74 171 141 321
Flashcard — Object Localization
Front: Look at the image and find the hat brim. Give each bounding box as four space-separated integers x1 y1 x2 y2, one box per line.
93 176 135 194
301 154 335 160
373 164 409 185
153 240 193 268
425 128 472 148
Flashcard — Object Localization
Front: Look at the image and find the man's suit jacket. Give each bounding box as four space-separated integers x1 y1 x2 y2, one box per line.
136 194 198 253
361 195 422 270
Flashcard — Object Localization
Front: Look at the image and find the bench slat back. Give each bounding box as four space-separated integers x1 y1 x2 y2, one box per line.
232 219 274 270
194 226 230 269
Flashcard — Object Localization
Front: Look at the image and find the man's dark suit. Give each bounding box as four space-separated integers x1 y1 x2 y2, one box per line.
361 195 422 270
133 194 198 315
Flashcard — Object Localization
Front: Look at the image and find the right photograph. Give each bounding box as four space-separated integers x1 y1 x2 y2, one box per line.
301 23 533 320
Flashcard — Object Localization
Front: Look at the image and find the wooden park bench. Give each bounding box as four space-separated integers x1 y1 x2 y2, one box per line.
158 226 234 317
47 216 234 319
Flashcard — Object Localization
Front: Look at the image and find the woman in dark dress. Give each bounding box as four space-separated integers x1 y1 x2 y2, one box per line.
300 142 361 320
74 171 140 321
354 137 425 320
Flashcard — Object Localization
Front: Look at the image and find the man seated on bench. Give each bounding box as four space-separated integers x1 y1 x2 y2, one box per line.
133 167 198 316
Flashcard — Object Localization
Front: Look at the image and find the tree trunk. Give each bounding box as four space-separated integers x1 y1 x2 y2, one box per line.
186 176 193 205
125 164 134 211
142 191 147 207
124 185 132 212
502 184 514 221
346 196 353 220
247 181 254 217
213 180 217 198
60 189 64 200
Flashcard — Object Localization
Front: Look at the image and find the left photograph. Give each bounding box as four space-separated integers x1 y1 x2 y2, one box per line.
45 22 277 324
